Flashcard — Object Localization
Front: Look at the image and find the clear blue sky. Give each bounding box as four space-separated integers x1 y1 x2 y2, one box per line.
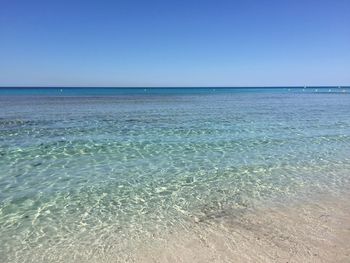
1 0 349 87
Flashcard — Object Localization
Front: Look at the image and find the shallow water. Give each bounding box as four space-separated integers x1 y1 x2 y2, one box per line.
0 88 350 262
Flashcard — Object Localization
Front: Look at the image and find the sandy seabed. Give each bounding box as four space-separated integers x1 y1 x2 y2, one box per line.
12 192 350 263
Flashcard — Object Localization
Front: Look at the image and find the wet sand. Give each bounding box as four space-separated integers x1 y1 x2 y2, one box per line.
135 193 350 263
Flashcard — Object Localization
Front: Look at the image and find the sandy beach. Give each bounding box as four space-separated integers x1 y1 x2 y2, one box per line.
14 192 349 263
133 193 350 263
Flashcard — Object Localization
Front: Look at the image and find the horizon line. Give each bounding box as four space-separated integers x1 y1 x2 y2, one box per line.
0 85 349 89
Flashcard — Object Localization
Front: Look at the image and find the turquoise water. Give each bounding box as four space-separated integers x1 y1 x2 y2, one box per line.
1 88 350 262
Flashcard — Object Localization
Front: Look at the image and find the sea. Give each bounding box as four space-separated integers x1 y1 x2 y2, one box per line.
0 87 349 262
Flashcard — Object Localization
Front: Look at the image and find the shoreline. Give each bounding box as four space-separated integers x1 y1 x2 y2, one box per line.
134 192 350 263
12 191 350 263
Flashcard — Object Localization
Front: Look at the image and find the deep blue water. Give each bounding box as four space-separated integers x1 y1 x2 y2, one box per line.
0 86 348 96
